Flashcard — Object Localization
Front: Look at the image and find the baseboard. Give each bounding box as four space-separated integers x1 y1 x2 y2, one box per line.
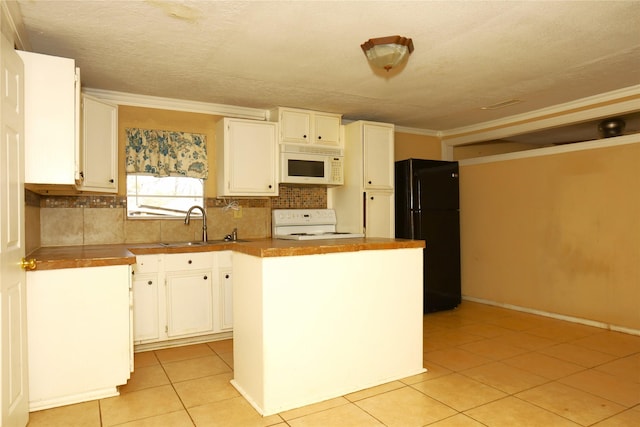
462 296 640 336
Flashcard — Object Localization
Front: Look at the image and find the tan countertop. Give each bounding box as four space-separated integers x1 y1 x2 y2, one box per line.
27 238 425 271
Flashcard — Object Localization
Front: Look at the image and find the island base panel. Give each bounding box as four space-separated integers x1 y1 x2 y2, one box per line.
232 248 425 415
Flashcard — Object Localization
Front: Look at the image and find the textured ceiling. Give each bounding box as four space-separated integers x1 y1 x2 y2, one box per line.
13 0 640 138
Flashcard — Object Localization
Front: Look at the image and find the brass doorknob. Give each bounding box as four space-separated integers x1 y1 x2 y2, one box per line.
20 257 36 271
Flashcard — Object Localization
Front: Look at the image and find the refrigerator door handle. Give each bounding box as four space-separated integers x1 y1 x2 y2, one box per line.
414 176 424 239
415 176 422 211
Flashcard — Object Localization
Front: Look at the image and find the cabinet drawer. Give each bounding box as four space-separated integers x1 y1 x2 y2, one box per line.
164 252 214 271
133 255 161 274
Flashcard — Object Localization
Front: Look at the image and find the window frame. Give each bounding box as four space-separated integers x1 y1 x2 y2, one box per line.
126 174 205 219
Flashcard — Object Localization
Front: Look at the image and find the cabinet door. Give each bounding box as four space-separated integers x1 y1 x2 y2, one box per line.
363 123 394 190
314 113 341 146
18 50 79 185
365 191 395 238
219 268 233 331
166 270 214 338
132 273 160 343
78 95 118 192
280 109 311 144
26 266 131 409
219 119 278 196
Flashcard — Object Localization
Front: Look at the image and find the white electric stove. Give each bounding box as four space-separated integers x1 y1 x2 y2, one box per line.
272 209 365 240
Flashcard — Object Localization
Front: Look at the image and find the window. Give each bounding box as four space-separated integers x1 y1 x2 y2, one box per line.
126 175 204 219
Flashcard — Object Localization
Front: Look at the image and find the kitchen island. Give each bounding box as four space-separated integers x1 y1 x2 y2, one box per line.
230 238 426 416
27 237 425 414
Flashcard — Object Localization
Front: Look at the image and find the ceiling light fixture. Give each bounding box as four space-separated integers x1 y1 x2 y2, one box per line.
361 35 414 71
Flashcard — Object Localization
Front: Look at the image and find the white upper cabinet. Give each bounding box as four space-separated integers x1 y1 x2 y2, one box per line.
272 107 342 146
77 94 118 192
216 118 278 196
279 108 310 144
18 50 80 185
362 123 394 190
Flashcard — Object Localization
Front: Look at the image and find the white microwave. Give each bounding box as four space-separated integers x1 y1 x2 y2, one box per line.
280 144 344 186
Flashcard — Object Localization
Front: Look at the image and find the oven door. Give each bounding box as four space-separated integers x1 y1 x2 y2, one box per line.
280 152 330 184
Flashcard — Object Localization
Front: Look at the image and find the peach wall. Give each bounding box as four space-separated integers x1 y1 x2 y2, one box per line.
459 140 640 330
395 132 441 161
117 106 222 197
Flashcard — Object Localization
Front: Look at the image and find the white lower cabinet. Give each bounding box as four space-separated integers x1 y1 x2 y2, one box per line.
166 270 214 337
26 265 132 411
132 273 160 342
215 251 234 331
365 190 395 238
132 255 162 344
132 251 232 346
165 251 215 339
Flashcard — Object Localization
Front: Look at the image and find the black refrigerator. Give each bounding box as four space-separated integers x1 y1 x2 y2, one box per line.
395 159 461 313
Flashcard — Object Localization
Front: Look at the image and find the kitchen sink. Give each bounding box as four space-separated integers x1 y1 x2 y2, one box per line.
158 241 208 247
158 239 246 248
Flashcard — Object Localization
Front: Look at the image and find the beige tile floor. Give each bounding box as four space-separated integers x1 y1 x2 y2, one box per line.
28 301 640 426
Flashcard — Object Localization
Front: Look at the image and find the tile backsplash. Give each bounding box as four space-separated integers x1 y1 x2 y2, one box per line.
27 185 327 250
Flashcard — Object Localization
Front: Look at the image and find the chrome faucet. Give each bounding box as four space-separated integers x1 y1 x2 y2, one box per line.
224 227 238 242
184 205 208 242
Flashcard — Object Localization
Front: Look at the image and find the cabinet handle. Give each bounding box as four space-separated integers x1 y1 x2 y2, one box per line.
368 180 372 185
147 280 153 285
188 260 192 264
303 134 307 139
203 275 208 280
268 184 272 189
225 274 230 279
318 135 322 140
109 179 114 183
370 196 374 200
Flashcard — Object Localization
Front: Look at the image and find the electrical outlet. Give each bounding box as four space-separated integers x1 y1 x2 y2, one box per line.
234 206 243 218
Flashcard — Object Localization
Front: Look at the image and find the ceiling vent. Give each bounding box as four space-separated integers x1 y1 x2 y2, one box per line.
480 99 523 110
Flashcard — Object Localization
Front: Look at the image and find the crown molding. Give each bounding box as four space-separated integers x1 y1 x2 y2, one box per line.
82 88 268 120
442 85 640 146
2 0 31 50
394 125 439 137
458 132 639 166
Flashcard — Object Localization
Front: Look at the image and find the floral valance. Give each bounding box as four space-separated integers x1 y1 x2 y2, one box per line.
125 128 208 179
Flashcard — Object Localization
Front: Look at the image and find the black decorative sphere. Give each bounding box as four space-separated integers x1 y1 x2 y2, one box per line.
598 118 626 138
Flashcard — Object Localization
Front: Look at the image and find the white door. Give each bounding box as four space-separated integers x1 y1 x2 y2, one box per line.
314 113 341 146
78 94 118 192
365 191 395 238
219 268 233 331
166 271 214 338
132 274 160 342
363 123 394 190
0 35 29 427
228 119 277 195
